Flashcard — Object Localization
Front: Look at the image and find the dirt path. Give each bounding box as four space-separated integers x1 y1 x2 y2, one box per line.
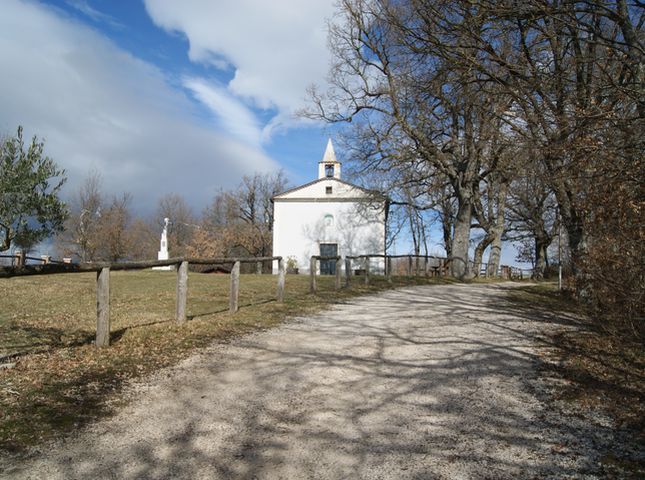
3 283 608 479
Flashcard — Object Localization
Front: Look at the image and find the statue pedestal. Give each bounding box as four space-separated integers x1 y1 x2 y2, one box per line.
152 250 173 270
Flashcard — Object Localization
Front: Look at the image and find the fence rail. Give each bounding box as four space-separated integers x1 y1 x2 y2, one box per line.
1 256 285 348
308 254 451 292
308 254 523 292
2 252 526 348
0 253 69 267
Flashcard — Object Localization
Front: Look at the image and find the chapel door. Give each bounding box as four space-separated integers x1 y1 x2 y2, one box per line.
319 243 338 275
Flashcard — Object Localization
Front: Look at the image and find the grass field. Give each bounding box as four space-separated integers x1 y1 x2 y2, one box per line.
0 270 449 453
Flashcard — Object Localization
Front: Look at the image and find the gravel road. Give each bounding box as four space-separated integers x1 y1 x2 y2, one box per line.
3 283 612 479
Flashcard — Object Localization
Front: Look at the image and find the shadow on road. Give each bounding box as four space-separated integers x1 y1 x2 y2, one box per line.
10 283 611 479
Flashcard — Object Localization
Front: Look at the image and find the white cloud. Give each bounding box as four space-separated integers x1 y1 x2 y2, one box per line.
184 77 262 146
65 0 123 29
143 0 335 135
0 0 278 214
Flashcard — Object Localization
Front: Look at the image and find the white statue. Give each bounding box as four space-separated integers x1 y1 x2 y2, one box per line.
159 217 169 259
153 217 172 270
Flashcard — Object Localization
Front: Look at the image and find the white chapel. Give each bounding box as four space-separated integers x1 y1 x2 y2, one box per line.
272 140 387 274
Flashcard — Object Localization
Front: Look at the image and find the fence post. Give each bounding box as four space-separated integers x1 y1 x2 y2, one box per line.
175 261 188 323
309 257 317 293
386 256 392 283
364 257 370 285
345 258 351 288
335 257 342 290
256 261 262 275
229 261 240 313
407 255 412 277
96 267 110 347
424 256 429 277
277 258 285 302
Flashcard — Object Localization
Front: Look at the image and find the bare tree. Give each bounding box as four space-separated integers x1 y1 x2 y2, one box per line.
308 0 514 277
462 0 643 292
96 193 132 262
57 170 103 261
505 159 560 279
203 188 239 227
192 171 289 260
127 218 158 261
472 173 510 277
156 193 195 256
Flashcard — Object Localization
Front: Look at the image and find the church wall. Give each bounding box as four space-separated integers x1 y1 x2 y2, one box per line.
272 199 385 274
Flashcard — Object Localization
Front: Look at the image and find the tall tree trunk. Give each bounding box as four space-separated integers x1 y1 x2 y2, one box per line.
533 236 550 280
486 184 507 277
487 234 502 277
549 158 590 295
451 196 472 278
473 234 493 277
442 213 452 258
408 209 419 255
567 209 592 299
439 197 453 258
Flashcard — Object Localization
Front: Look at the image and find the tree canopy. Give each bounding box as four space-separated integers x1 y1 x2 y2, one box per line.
0 126 67 253
311 0 643 333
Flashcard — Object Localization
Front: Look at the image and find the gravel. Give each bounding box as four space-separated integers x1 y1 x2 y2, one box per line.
1 283 622 479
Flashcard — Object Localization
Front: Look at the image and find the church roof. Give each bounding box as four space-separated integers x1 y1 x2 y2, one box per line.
272 176 386 201
273 139 387 201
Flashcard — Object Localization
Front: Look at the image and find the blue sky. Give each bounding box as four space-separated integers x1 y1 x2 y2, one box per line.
0 0 338 215
0 0 526 265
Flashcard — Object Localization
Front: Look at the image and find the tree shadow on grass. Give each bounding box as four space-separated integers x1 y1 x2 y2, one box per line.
487 283 645 476
0 325 95 362
187 298 277 321
0 359 123 456
3 295 285 358
109 319 173 344
495 284 645 381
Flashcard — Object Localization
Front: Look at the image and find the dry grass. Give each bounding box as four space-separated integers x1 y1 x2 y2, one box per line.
0 270 448 453
506 283 645 476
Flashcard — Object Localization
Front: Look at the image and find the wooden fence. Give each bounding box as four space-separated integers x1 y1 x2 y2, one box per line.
308 254 524 292
0 256 285 348
0 253 69 267
309 256 343 293
308 254 452 292
1 252 527 347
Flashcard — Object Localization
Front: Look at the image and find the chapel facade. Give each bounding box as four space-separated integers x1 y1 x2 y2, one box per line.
272 140 387 274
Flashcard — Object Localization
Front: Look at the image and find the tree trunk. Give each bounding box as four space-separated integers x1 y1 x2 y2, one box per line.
487 232 502 277
569 223 592 299
473 235 493 277
409 210 419 255
0 225 12 252
442 215 452 258
550 162 589 297
486 184 507 277
533 236 549 279
451 197 472 278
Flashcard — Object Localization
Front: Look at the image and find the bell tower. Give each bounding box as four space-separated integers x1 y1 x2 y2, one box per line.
318 138 341 179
